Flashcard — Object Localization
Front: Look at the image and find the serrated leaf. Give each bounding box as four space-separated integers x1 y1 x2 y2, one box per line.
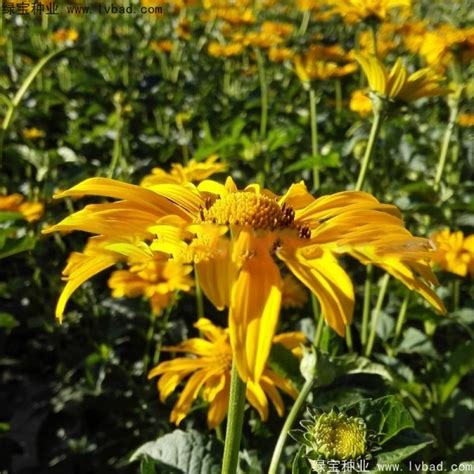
292 445 311 474
130 430 222 474
377 429 433 464
356 396 414 444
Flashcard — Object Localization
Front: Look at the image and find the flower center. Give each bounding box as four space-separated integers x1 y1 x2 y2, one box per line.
199 192 295 231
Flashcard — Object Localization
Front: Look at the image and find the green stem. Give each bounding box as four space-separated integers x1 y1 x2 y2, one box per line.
355 104 384 191
370 23 378 57
143 313 158 374
194 267 205 319
360 264 373 347
298 10 311 36
268 378 315 474
452 279 460 312
345 326 353 352
365 273 390 357
394 293 410 340
335 79 342 124
221 363 247 474
434 96 460 190
311 294 324 348
0 48 69 167
255 48 268 138
309 87 319 190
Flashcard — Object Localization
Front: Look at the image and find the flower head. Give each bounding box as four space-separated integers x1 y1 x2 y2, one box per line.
148 318 302 428
0 193 44 222
326 0 411 24
44 176 445 383
108 253 194 314
458 113 474 128
431 229 474 277
350 90 373 117
355 53 450 103
141 155 226 187
52 28 79 44
22 127 46 140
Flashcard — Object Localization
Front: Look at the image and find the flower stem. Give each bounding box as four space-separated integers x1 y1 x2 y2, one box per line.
268 377 315 474
298 10 311 36
434 93 460 191
355 103 383 191
221 363 247 474
255 48 268 138
311 294 324 348
309 87 319 190
360 264 373 347
394 293 410 340
365 273 390 357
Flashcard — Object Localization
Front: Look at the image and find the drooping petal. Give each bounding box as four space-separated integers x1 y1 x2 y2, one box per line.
278 246 354 336
246 379 269 421
229 252 282 382
206 374 230 428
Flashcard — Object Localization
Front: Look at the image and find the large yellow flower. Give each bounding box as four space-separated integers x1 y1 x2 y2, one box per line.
108 253 194 314
148 318 303 428
431 229 474 277
355 53 450 103
44 176 445 383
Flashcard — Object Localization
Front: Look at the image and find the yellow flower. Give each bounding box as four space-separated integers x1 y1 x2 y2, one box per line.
0 194 44 222
51 28 79 44
350 90 372 117
294 46 357 83
431 229 474 277
358 23 398 58
141 155 227 187
326 0 411 23
148 318 302 428
208 41 244 57
149 39 174 53
22 127 45 140
355 53 450 103
458 113 474 127
44 176 445 383
268 46 294 62
202 7 255 26
108 253 194 315
281 274 308 309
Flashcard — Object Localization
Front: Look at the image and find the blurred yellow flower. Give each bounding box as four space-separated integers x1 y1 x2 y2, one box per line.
327 0 411 23
355 53 450 103
208 41 244 57
202 7 255 25
150 39 174 53
281 274 308 309
268 46 294 62
51 28 79 44
22 127 46 140
141 155 227 187
45 176 446 383
458 113 474 127
108 253 193 314
358 23 398 57
431 229 474 277
0 194 44 222
350 90 372 117
148 318 303 428
294 46 357 83
176 19 191 40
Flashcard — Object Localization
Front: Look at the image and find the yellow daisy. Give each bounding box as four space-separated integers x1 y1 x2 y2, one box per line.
108 253 194 315
326 0 411 24
141 155 226 187
355 53 450 103
431 229 474 278
0 193 44 222
44 176 445 384
148 318 303 428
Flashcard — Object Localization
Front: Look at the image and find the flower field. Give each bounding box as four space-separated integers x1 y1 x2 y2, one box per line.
0 0 473 472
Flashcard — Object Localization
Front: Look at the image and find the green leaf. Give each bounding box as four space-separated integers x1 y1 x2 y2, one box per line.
284 153 340 174
130 430 222 474
0 211 23 222
269 343 302 387
334 354 394 382
356 396 414 444
377 429 433 464
140 458 157 474
397 328 434 356
0 313 19 331
0 235 36 260
292 446 311 474
436 340 474 404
